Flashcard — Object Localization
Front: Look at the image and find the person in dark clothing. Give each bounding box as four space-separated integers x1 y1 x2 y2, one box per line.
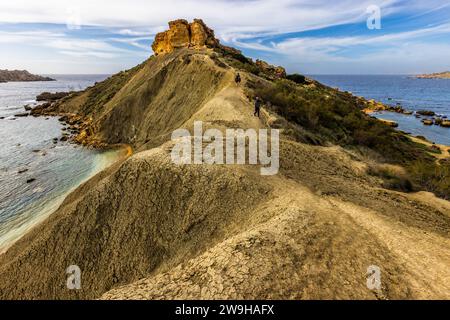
254 96 261 117
235 73 241 85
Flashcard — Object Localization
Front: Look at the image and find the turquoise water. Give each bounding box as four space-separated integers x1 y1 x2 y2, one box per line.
0 75 118 252
311 75 450 145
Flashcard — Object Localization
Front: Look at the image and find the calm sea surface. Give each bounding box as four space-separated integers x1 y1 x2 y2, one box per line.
310 75 450 145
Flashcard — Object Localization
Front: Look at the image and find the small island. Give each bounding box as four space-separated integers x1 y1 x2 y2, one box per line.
415 71 450 79
0 69 55 83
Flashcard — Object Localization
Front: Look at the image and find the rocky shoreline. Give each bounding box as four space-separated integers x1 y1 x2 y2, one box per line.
362 98 450 128
29 93 107 148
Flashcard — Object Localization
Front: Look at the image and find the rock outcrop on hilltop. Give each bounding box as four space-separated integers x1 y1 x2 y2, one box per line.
0 70 54 82
152 19 220 55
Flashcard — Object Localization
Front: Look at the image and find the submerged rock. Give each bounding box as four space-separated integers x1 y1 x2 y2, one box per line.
422 119 434 125
417 110 435 116
14 112 29 117
379 119 399 127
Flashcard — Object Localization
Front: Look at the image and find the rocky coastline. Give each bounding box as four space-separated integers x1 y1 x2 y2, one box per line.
0 70 54 83
415 71 450 79
362 98 450 129
30 102 107 148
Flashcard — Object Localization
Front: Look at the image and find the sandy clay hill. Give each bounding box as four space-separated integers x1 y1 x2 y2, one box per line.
0 19 449 300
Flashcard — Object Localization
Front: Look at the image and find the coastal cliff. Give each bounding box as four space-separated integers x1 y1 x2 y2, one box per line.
416 71 450 79
1 19 449 300
0 70 54 83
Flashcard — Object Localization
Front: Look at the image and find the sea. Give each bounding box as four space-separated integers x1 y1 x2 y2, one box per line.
311 75 450 146
0 74 123 253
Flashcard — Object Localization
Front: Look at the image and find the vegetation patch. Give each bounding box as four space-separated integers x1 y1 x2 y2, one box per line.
250 78 449 199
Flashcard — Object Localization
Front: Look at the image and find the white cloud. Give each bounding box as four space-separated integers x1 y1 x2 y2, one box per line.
0 0 414 37
1 0 450 73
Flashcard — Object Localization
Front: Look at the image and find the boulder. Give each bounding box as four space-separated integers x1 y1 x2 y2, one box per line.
167 19 191 48
379 119 399 128
36 92 70 102
255 59 286 79
417 110 435 116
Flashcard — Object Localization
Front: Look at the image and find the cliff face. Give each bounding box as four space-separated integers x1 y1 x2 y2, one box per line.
152 19 220 55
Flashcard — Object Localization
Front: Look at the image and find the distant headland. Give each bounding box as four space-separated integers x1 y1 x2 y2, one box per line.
0 70 54 83
415 71 450 79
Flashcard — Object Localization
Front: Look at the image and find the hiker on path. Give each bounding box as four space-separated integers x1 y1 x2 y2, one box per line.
235 73 241 85
254 96 261 118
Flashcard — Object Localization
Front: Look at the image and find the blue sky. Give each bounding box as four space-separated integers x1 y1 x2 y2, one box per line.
0 0 449 74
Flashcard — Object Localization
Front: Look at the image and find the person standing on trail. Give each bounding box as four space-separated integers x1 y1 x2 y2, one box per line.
254 96 261 118
235 73 241 85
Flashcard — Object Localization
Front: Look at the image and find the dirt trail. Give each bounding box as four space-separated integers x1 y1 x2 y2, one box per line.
329 198 450 299
182 70 264 132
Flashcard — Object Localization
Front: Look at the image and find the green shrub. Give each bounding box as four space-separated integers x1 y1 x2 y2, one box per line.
252 77 450 198
408 161 450 199
286 73 306 84
368 165 413 192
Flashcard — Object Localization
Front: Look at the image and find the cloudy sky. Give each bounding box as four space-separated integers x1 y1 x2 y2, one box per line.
0 0 449 74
